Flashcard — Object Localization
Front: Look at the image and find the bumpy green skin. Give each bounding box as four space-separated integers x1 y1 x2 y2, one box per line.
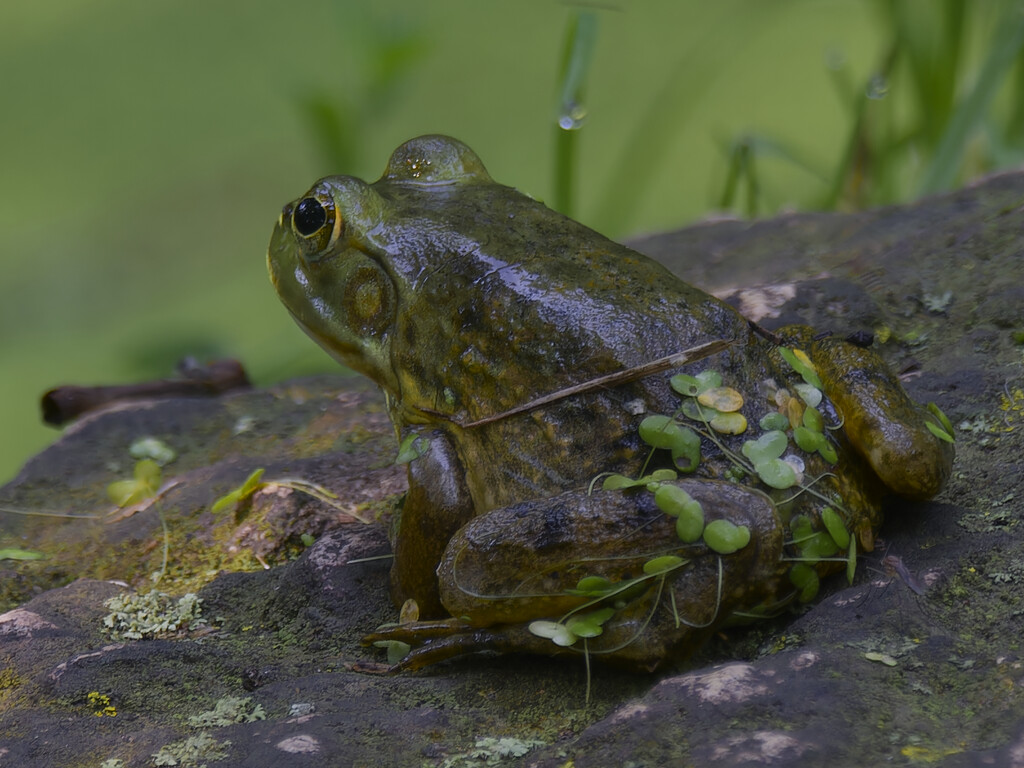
268 135 954 671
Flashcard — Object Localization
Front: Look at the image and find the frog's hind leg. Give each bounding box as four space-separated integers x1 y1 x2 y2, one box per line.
810 336 954 500
365 479 790 671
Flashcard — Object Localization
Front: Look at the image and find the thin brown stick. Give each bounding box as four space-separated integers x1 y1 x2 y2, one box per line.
449 337 735 429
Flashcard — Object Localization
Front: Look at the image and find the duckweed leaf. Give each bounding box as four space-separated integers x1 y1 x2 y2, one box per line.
782 453 805 475
639 415 685 449
373 640 412 665
603 473 642 490
682 399 718 422
779 347 823 390
742 430 788 464
676 507 705 543
602 469 679 492
794 383 823 408
818 441 838 464
789 563 820 602
703 519 751 554
654 484 693 517
566 607 616 638
571 576 614 596
528 620 578 647
694 370 722 390
755 457 797 489
793 425 825 452
644 469 679 484
800 531 839 560
710 412 748 435
643 555 686 574
790 515 814 542
395 433 430 464
802 405 824 432
759 412 790 431
697 386 744 413
670 374 701 397
784 396 804 429
821 507 851 549
672 429 702 473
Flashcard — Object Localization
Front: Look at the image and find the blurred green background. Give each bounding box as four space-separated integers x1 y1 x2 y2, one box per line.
3 0 1022 483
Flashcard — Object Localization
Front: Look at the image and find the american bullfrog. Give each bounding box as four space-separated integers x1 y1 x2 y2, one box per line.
267 135 954 671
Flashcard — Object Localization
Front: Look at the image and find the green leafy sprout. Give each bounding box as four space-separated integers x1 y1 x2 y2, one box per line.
210 467 373 524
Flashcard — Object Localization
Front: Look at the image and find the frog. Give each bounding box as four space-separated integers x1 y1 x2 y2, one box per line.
267 134 954 672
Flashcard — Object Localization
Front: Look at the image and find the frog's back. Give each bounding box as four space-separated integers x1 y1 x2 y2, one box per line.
374 176 748 422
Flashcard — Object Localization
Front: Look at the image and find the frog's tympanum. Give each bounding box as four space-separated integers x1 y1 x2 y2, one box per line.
268 135 954 672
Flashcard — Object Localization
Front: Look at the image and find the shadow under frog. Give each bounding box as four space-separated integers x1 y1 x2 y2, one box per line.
267 135 953 672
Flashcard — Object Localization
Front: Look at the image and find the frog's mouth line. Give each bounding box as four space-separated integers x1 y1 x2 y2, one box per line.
416 338 737 429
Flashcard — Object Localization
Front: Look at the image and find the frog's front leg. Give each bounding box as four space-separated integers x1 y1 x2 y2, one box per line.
366 479 788 672
390 428 477 617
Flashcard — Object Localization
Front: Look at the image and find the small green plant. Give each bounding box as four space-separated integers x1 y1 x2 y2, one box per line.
210 468 373 524
107 459 163 508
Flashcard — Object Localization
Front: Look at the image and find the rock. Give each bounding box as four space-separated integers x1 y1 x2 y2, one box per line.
2 173 1023 766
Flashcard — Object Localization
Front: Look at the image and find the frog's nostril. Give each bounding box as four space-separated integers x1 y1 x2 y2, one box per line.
294 197 327 236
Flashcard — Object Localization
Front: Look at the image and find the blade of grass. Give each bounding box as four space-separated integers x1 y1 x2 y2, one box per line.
1007 40 1024 141
553 10 599 218
717 133 828 216
888 0 967 147
820 43 899 210
591 1 781 235
917 4 1024 196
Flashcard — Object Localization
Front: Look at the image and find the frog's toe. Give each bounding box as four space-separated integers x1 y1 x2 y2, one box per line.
363 617 473 645
363 620 543 670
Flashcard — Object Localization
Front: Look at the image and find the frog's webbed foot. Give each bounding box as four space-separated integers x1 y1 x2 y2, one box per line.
362 620 546 671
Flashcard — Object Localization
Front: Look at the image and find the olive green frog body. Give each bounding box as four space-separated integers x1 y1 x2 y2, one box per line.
268 135 954 671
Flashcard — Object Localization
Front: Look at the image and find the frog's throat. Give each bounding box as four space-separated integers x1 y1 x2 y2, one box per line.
401 338 737 430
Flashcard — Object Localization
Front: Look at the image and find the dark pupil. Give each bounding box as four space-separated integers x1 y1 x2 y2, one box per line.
294 197 327 236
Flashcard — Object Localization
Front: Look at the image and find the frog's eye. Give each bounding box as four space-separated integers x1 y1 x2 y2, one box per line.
290 194 342 252
293 197 327 235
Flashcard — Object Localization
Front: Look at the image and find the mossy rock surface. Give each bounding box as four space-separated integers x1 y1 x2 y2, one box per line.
2 174 1024 766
